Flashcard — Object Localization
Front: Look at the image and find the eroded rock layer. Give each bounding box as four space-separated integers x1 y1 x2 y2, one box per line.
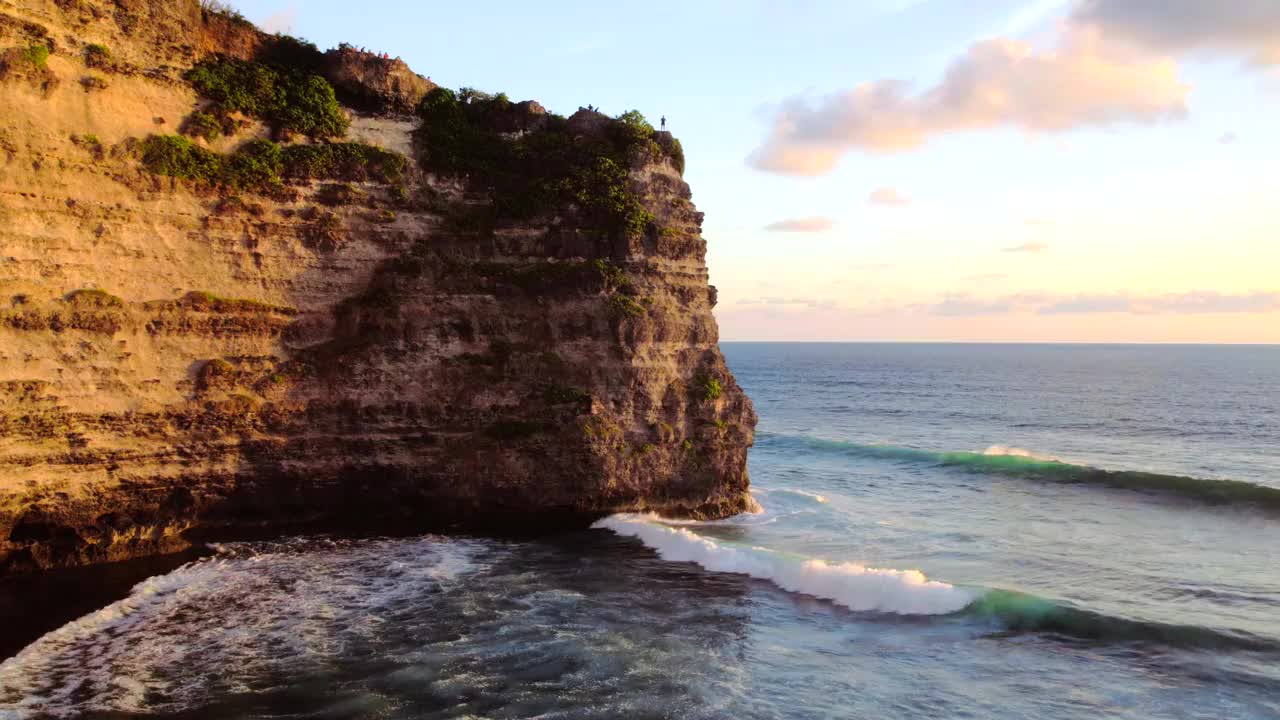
0 0 754 573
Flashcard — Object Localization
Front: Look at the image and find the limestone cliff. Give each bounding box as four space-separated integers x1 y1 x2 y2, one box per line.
0 0 755 574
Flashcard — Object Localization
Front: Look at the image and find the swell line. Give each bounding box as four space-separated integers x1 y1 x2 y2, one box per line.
759 432 1280 514
965 589 1278 654
595 514 1280 655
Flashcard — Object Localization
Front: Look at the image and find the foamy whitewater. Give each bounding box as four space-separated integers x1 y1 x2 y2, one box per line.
3 343 1279 719
594 514 971 615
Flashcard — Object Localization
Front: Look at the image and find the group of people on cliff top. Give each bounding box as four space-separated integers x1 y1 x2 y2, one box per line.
338 42 397 63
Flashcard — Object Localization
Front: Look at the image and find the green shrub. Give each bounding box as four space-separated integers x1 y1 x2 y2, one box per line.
141 135 221 182
607 294 647 318
185 59 347 138
414 88 657 236
182 111 223 142
21 44 49 69
698 376 722 402
615 109 654 134
661 135 685 175
221 139 283 190
260 35 325 75
140 134 403 192
198 0 248 24
281 142 407 183
84 44 111 70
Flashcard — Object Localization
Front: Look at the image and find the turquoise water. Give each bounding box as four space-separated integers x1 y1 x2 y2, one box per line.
2 343 1278 718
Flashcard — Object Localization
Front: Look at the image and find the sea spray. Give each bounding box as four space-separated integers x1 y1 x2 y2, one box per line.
594 514 973 615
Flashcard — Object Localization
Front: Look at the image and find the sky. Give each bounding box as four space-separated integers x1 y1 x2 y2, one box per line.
227 0 1280 343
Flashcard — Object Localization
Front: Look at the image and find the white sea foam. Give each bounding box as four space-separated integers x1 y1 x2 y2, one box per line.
981 444 1060 462
594 515 973 615
0 536 488 719
776 488 829 503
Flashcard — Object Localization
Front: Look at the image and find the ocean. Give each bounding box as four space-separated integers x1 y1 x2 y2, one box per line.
2 343 1278 719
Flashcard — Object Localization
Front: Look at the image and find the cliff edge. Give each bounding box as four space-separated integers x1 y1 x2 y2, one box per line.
0 0 755 574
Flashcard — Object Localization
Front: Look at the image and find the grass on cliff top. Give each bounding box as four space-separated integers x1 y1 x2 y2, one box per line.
416 89 684 237
185 57 347 138
141 135 406 191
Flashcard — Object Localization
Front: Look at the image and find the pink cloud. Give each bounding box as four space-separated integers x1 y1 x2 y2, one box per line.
763 217 835 233
869 187 910 207
749 29 1189 175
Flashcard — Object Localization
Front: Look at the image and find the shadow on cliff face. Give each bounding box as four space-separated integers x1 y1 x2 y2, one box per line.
177 98 756 545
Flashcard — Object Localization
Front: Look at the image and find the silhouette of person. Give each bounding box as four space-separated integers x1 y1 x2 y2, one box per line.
660 116 666 130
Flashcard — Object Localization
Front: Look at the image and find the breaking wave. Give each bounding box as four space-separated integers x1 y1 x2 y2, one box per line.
594 514 974 615
760 433 1280 514
596 515 1280 655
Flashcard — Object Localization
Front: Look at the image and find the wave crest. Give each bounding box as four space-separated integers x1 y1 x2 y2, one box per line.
594 514 973 615
759 433 1280 515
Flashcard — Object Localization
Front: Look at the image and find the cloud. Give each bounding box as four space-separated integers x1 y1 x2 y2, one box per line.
1219 131 1239 145
763 217 835 232
748 28 1189 175
919 290 1280 316
1072 0 1280 65
258 4 299 34
869 187 910 207
929 293 1021 316
736 296 838 309
1002 241 1050 253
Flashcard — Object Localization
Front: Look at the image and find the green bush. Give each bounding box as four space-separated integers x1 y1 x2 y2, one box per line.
141 135 221 182
21 44 49 69
281 142 407 183
260 35 325 75
698 376 722 402
185 59 348 138
414 88 657 236
140 134 405 192
183 111 223 142
593 260 631 291
198 0 248 24
607 294 647 318
220 139 283 190
84 44 111 70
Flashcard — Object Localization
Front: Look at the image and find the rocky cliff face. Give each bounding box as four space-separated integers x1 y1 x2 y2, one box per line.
0 0 755 574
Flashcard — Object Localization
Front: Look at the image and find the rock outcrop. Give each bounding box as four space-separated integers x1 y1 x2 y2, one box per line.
322 44 436 115
0 0 755 574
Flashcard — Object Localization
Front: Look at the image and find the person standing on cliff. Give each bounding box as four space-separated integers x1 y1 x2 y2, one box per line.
661 116 667 130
